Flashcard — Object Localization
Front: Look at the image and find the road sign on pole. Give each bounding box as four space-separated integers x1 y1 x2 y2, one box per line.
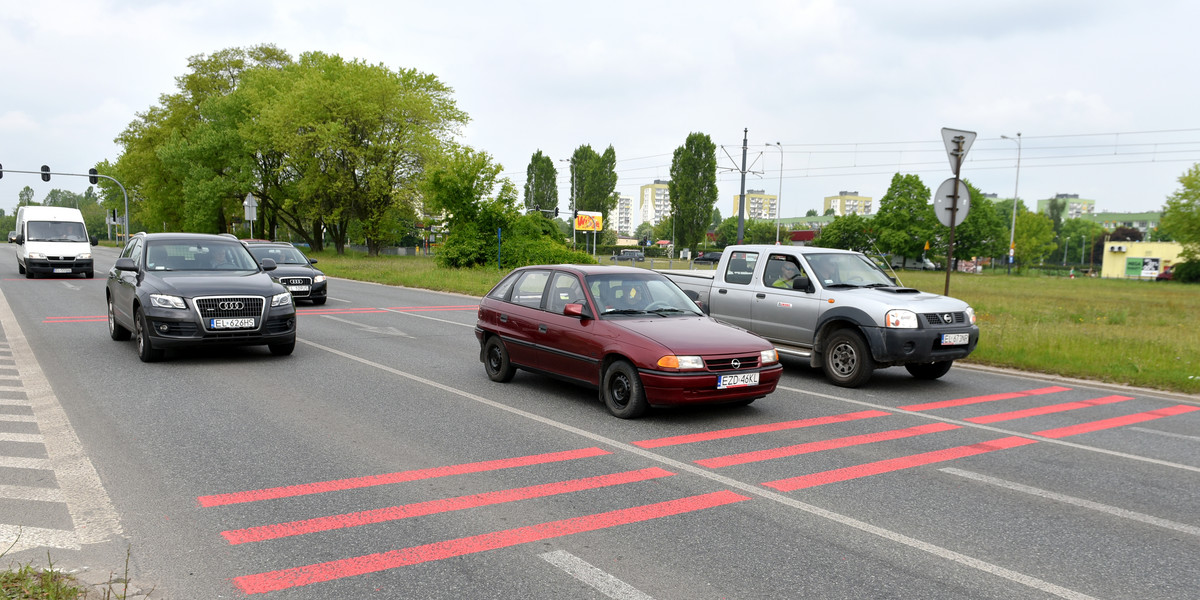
933 177 971 228
940 128 977 174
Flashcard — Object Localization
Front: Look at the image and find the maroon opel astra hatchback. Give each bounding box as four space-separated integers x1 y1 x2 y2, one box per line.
475 264 782 418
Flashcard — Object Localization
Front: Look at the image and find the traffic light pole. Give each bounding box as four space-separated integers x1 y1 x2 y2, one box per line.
0 165 130 241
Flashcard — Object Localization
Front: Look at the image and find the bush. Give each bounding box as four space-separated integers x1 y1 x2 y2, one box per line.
1172 261 1200 283
499 236 596 268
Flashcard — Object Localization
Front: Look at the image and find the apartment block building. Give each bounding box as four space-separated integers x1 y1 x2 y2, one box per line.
640 180 671 226
731 189 778 221
823 191 873 216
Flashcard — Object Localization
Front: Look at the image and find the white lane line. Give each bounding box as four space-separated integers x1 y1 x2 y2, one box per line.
778 384 1200 474
941 468 1200 537
0 414 37 423
300 338 1097 600
0 524 79 552
0 287 123 546
0 432 43 443
540 550 656 600
318 315 413 337
381 307 475 328
1130 426 1200 442
0 484 65 503
0 455 51 469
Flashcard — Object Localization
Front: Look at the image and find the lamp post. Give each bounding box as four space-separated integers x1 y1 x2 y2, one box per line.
768 142 783 244
559 158 576 250
1001 133 1022 274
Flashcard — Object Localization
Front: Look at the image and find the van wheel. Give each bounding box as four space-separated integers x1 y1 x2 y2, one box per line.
108 298 131 341
601 360 648 418
822 329 874 388
905 361 953 380
17 262 24 275
135 308 164 362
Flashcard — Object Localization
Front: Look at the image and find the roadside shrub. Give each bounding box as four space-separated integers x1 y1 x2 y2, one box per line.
1172 260 1200 283
497 236 596 268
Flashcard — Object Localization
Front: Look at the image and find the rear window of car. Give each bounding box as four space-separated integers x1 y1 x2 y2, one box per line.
510 270 551 308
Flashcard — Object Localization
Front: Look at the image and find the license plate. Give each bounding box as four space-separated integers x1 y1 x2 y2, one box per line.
717 372 759 389
210 318 256 330
941 333 969 345
287 285 310 292
53 268 71 273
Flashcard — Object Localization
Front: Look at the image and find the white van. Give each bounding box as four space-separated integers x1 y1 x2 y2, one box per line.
889 255 938 270
13 206 98 278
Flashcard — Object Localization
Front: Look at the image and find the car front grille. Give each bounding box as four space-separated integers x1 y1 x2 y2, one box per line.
279 276 313 297
704 355 761 371
923 312 965 326
193 296 266 332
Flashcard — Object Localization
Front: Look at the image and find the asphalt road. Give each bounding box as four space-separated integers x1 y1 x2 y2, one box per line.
1 242 1197 599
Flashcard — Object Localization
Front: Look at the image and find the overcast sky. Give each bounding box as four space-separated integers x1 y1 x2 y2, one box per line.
4 0 1199 224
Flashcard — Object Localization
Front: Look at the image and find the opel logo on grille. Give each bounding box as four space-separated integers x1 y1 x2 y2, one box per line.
942 313 953 323
731 359 741 369
218 301 245 310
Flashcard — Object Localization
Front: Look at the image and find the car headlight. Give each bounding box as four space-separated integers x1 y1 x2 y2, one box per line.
314 274 327 283
965 306 976 325
78 252 91 259
657 355 704 370
271 292 293 307
28 252 45 259
760 349 779 364
885 309 918 328
149 294 186 309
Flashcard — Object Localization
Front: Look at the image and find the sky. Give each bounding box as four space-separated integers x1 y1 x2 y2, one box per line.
3 0 1200 227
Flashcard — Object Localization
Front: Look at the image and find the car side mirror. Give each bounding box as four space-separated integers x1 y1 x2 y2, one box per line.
114 257 137 272
793 275 812 292
309 258 318 265
14 234 23 245
564 302 593 320
90 236 99 246
260 257 277 271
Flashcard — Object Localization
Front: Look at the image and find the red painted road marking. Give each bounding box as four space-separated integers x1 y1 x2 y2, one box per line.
899 386 1070 412
1034 404 1200 439
233 490 751 594
633 410 891 449
965 395 1134 424
763 436 1038 492
222 467 675 545
697 422 960 468
44 316 106 323
198 447 610 507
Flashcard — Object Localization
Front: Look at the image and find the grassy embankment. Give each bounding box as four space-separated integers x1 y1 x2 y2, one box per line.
310 251 1199 395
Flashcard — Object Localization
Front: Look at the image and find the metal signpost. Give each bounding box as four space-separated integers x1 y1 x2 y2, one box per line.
938 128 976 296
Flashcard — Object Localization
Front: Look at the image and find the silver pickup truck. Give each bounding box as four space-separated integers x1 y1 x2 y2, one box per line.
660 244 979 387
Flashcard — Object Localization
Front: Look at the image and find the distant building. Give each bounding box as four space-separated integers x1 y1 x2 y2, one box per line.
1081 211 1164 238
1037 194 1096 219
731 189 778 221
614 194 634 236
823 191 873 216
639 180 671 226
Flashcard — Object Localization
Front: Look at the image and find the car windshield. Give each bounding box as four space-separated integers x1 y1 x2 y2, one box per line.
144 241 260 272
803 253 894 288
248 246 310 265
25 221 88 242
586 273 704 317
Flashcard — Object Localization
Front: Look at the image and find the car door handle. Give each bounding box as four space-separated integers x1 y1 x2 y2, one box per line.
756 293 766 299
499 314 508 323
538 324 548 333
718 289 728 294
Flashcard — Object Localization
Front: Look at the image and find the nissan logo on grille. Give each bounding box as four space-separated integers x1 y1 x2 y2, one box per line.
730 359 741 370
942 313 953 323
218 301 245 310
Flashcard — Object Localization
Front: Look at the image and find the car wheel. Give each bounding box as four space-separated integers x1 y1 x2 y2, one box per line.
905 360 954 380
601 360 648 419
483 336 516 383
17 261 24 275
822 329 874 388
310 297 327 306
85 270 94 279
269 340 295 356
135 307 164 362
108 297 131 341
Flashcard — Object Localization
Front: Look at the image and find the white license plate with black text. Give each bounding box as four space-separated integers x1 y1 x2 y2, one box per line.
287 285 310 292
210 318 256 330
941 333 969 345
717 372 759 389
53 268 71 273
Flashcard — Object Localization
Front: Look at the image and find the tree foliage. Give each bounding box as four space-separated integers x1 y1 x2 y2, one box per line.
1161 163 1200 261
565 145 618 246
420 146 518 267
668 132 718 254
524 151 559 213
872 173 936 259
1012 209 1057 269
949 181 1006 260
813 213 875 252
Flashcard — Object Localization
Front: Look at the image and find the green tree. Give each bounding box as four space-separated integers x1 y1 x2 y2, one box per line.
565 145 618 246
710 206 723 230
420 146 518 267
18 186 36 207
949 182 1006 261
524 151 558 214
806 209 818 217
1013 210 1057 269
634 221 654 243
1045 197 1067 233
1161 163 1200 261
1058 218 1108 265
813 213 875 252
872 173 936 259
667 132 718 254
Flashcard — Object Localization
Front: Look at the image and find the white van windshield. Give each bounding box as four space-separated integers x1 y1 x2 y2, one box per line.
26 221 89 242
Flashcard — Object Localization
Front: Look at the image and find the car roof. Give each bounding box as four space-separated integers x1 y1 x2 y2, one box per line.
515 264 656 276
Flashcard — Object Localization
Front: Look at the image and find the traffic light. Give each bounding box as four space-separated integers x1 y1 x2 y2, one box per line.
0 162 4 179
88 168 99 184
40 165 51 182
554 207 559 217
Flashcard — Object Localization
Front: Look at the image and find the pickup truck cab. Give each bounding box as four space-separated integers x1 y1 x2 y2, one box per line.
660 245 979 387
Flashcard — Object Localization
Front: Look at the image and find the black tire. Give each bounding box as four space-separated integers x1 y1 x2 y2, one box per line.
483 336 516 383
269 340 296 356
108 297 131 341
25 269 34 279
905 360 954 380
17 261 24 275
822 329 874 388
85 270 94 279
310 297 327 306
601 360 648 419
135 307 164 362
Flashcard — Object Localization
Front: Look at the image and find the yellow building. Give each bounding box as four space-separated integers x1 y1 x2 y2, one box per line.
823 191 873 216
731 189 778 220
1099 241 1184 279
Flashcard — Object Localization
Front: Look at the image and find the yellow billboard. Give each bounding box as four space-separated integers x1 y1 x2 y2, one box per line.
575 211 603 232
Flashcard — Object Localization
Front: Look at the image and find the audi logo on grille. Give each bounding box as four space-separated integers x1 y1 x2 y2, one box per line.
730 359 741 370
218 301 245 310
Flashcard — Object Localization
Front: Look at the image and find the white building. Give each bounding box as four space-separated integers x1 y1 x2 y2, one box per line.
640 180 671 226
614 194 634 236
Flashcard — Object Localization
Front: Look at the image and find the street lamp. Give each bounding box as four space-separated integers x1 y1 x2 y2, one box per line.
768 142 783 244
558 158 576 250
1001 133 1022 274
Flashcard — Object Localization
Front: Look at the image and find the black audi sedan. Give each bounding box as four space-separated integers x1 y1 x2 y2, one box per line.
243 241 328 305
106 232 297 362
